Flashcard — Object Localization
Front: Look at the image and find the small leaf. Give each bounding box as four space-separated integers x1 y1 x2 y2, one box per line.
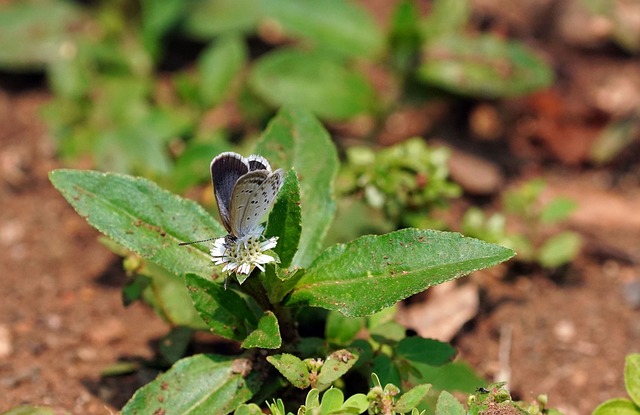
342 394 369 413
265 169 302 269
592 398 640 415
122 354 260 414
395 384 432 413
626 354 640 407
538 231 582 268
265 0 383 58
242 311 282 349
396 337 456 366
408 361 485 394
419 34 553 98
267 353 311 389
185 273 261 341
287 229 515 317
320 388 345 414
198 35 247 107
256 108 339 268
49 169 224 279
371 355 401 388
421 0 470 42
234 403 264 415
317 349 359 390
140 0 185 58
540 197 577 225
181 0 259 39
159 326 192 364
249 49 376 120
435 390 466 415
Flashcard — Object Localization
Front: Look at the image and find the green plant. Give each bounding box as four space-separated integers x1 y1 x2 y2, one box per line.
592 354 640 415
1 0 553 189
337 138 461 232
462 178 581 268
47 109 514 413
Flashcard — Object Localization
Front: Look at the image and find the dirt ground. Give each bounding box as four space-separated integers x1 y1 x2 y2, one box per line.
2 2 640 414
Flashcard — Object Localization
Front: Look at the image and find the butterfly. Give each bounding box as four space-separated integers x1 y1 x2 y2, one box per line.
210 152 284 241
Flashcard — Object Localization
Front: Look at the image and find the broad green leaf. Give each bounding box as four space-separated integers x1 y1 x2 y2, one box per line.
256 108 339 268
325 311 365 345
538 231 581 268
370 321 406 344
185 273 261 341
590 116 640 164
249 49 376 120
182 0 259 39
626 354 640 407
317 349 359 390
409 362 485 393
592 398 640 415
234 404 264 415
287 229 515 317
198 35 247 107
242 311 282 349
49 169 224 279
540 197 577 224
141 0 185 59
265 0 384 59
419 34 553 98
320 388 344 413
0 406 69 415
435 391 466 415
265 169 302 269
0 0 85 70
342 394 369 413
395 384 432 413
396 337 456 366
389 0 422 73
267 353 311 389
122 354 260 415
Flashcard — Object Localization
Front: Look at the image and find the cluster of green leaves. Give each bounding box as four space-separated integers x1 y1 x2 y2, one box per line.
337 138 461 231
1 0 553 189
462 178 581 269
593 354 640 415
48 109 514 414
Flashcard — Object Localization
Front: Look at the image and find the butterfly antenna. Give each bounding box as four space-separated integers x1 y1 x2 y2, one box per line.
179 237 217 246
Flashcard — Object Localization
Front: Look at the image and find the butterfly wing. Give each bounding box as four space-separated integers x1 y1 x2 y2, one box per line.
210 152 249 234
247 154 271 172
229 169 284 238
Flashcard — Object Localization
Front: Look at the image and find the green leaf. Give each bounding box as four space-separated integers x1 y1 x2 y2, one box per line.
592 398 640 415
256 108 339 268
287 229 515 317
395 384 432 413
234 404 264 415
0 0 85 70
122 354 260 415
317 349 359 390
409 362 485 394
249 49 376 120
267 353 311 389
0 406 70 415
49 169 224 279
185 273 262 341
371 355 401 388
198 35 247 107
141 0 185 59
265 169 302 269
540 197 577 224
538 231 581 268
265 0 384 59
325 311 365 345
396 337 456 366
242 311 282 349
182 0 259 39
435 391 466 415
159 326 193 364
320 388 344 413
626 354 640 407
421 0 470 42
418 34 554 98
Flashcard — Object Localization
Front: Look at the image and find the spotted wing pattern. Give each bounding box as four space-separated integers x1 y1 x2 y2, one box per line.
229 169 284 238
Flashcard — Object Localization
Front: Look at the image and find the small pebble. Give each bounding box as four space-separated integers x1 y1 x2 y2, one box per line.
87 318 125 345
621 280 640 309
554 319 576 343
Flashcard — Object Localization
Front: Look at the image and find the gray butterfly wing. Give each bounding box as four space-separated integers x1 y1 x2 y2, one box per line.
230 169 284 238
210 152 249 234
247 154 271 172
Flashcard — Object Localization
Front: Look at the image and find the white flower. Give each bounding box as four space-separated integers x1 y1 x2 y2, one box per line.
210 234 278 284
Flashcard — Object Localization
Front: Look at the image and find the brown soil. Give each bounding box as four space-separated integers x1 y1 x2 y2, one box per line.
2 3 640 415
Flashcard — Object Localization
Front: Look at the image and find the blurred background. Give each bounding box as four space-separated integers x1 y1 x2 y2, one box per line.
0 0 639 414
